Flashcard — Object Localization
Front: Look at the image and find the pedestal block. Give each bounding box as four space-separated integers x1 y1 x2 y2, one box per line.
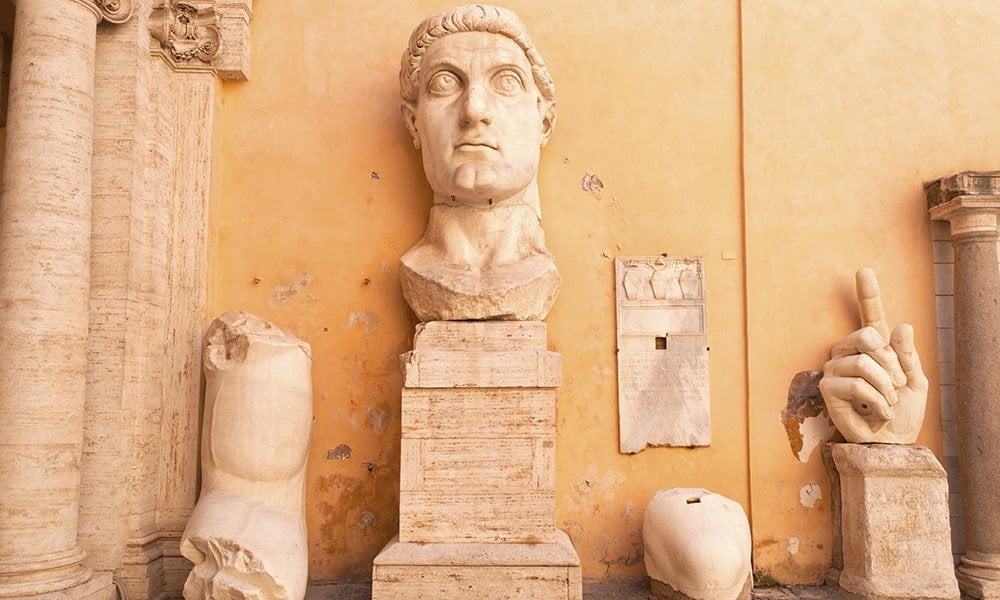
830 443 959 600
373 321 581 599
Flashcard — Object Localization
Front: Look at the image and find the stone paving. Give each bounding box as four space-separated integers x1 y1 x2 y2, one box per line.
306 581 853 599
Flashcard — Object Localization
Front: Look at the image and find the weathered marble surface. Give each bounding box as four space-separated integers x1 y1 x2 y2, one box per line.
829 443 959 600
819 268 928 444
616 257 710 452
181 312 313 600
397 321 559 545
643 488 751 600
373 320 580 598
398 4 560 322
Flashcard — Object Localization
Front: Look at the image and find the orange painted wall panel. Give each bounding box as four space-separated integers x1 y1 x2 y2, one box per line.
205 0 1000 586
209 0 746 584
742 0 1000 584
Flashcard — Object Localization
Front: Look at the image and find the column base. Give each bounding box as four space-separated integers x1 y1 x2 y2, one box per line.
957 555 1000 599
0 547 101 599
0 572 113 600
372 529 581 600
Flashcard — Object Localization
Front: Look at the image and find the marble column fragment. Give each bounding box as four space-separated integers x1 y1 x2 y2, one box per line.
927 172 1000 599
0 0 129 596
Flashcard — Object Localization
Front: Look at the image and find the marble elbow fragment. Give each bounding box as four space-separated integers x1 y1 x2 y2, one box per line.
181 311 313 600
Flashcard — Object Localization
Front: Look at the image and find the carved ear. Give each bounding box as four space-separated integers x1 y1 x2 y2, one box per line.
401 101 420 150
539 100 556 148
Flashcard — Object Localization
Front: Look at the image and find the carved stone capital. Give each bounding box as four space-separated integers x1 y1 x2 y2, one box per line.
926 171 1000 238
150 1 222 72
66 0 134 23
95 0 135 24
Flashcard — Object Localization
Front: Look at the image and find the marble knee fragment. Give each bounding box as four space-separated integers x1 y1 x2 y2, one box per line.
181 312 313 600
643 488 751 600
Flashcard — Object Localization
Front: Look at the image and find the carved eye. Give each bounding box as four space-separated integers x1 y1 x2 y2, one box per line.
428 71 461 96
492 70 524 95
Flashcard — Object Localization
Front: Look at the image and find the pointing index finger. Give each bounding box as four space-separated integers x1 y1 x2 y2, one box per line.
856 267 890 341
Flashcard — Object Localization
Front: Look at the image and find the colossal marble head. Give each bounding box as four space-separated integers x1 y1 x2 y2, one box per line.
400 5 556 209
397 6 562 322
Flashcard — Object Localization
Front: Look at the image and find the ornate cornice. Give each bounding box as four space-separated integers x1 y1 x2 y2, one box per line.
150 1 222 71
95 0 135 24
926 171 1000 210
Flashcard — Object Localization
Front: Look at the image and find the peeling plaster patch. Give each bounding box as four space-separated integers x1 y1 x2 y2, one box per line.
367 405 389 436
347 311 379 334
799 484 822 508
582 172 604 196
327 444 352 460
357 511 376 529
787 536 800 555
799 415 837 463
271 271 314 303
781 370 838 462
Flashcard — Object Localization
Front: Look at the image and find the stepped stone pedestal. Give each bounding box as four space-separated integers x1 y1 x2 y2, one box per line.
372 321 581 600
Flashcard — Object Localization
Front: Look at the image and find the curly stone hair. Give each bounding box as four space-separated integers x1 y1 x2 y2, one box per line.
399 4 556 106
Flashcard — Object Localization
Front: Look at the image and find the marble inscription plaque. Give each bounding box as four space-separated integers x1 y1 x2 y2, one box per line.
616 256 710 453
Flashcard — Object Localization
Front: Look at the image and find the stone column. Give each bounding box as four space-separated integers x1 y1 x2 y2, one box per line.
0 0 130 597
927 171 1000 599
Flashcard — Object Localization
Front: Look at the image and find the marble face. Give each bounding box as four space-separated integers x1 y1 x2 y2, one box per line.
404 31 550 206
398 7 561 322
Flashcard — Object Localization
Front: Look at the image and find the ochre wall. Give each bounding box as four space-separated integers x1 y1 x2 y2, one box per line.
207 0 1000 585
742 0 1000 583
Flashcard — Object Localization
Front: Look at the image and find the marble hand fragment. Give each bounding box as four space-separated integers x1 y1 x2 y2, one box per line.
819 268 928 444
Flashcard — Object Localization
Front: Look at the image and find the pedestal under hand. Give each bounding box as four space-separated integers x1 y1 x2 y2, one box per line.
830 443 958 600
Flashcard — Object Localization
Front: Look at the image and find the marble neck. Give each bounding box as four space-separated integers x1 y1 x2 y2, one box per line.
432 178 542 219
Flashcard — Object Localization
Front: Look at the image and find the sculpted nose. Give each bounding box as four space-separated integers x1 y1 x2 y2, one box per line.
460 84 491 126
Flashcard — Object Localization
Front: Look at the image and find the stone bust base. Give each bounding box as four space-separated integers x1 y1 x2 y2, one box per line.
400 249 559 321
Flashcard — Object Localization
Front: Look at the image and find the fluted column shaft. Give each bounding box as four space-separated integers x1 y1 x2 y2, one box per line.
0 0 101 596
